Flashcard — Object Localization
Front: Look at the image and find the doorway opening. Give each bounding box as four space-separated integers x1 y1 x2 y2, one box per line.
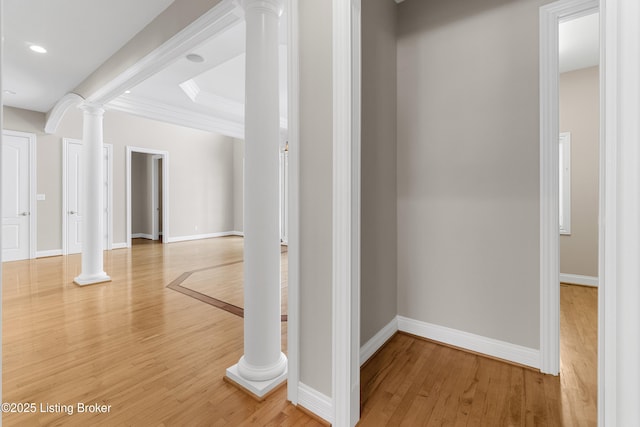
126 146 169 248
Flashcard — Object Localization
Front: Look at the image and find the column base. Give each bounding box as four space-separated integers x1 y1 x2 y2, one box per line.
74 272 111 286
225 363 287 399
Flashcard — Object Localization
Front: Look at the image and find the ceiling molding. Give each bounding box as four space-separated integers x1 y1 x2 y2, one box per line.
107 95 245 139
44 92 85 134
86 0 242 105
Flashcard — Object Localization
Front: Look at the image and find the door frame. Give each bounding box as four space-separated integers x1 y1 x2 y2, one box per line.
151 154 162 241
126 146 169 248
539 0 598 374
2 129 37 260
62 138 113 254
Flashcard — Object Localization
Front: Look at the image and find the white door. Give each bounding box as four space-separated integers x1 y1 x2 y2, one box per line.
63 139 111 255
2 131 35 262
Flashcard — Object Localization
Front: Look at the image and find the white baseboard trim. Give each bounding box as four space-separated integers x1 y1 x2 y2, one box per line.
397 316 540 369
298 383 333 425
360 316 398 366
166 231 240 243
132 233 154 240
231 231 244 237
37 249 63 258
560 273 599 287
112 243 128 250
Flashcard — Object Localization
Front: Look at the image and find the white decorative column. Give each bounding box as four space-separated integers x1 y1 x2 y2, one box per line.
226 0 287 397
74 103 111 286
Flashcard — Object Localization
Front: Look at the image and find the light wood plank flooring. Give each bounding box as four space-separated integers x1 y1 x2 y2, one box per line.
359 283 597 426
3 237 597 426
2 237 319 426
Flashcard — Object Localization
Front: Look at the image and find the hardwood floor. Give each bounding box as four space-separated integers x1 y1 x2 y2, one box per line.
2 237 320 426
359 284 598 426
3 238 597 426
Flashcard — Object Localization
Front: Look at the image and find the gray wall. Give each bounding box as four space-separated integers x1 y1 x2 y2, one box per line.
233 138 244 233
361 0 398 346
396 0 547 349
298 0 333 397
559 66 599 278
3 106 236 251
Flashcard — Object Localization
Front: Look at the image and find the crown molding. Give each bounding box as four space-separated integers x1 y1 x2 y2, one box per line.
107 95 245 139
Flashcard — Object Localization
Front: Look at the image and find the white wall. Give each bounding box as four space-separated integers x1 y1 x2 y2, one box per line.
3 105 236 250
396 0 547 349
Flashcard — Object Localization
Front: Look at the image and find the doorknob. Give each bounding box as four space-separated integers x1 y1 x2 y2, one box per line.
20 212 30 216
69 211 77 215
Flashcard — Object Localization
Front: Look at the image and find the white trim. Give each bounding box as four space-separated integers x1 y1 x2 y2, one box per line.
151 155 161 241
539 0 598 376
602 0 640 424
108 95 245 139
85 0 242 105
286 0 301 406
105 143 113 251
559 273 599 287
332 0 361 426
397 316 540 369
2 130 37 260
559 132 572 235
132 233 154 240
44 93 84 134
230 231 244 237
298 383 334 425
36 249 63 258
126 146 169 248
165 231 238 243
360 316 398 366
112 243 128 250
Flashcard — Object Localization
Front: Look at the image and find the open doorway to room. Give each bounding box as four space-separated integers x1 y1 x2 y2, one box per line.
557 9 600 423
540 0 600 424
126 146 169 248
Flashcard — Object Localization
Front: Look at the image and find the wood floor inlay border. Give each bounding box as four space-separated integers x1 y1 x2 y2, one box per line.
167 260 288 321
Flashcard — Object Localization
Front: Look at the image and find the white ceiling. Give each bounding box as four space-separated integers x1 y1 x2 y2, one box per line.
2 0 174 112
2 2 597 133
559 12 600 73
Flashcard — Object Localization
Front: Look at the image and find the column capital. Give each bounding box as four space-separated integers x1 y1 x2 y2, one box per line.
79 102 105 117
241 0 283 17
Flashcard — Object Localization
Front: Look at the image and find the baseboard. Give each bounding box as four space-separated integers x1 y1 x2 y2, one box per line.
397 316 540 369
166 231 240 243
298 383 333 425
560 273 599 287
231 231 244 237
112 243 128 250
360 316 398 366
132 233 154 240
37 249 63 258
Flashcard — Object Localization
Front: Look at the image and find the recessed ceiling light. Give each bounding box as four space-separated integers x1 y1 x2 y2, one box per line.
186 53 204 63
124 90 131 94
3 89 16 95
30 45 47 54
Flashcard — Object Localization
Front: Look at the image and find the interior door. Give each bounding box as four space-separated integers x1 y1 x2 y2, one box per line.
64 139 111 254
2 131 33 262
